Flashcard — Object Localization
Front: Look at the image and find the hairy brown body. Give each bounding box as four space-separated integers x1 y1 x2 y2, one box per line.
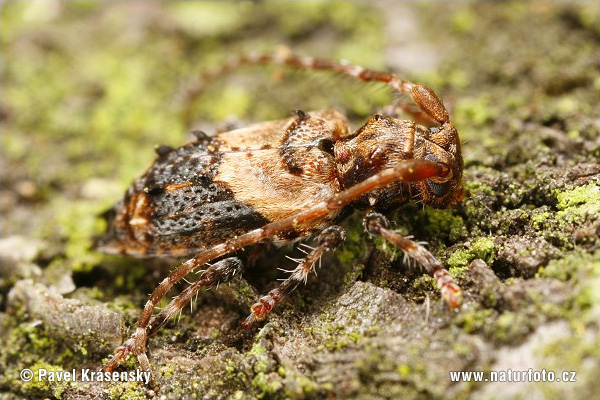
98 109 461 256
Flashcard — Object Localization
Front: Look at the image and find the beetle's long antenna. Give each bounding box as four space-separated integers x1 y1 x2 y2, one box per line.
182 49 449 125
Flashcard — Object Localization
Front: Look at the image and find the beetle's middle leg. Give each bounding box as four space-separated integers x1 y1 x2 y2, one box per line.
363 213 462 308
242 225 346 328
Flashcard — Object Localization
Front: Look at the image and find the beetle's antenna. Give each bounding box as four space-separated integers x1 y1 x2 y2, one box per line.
182 49 449 126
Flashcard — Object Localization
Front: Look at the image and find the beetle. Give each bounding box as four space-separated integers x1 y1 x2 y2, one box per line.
96 52 464 373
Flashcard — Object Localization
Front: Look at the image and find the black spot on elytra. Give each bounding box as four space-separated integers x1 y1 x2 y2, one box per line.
287 165 303 175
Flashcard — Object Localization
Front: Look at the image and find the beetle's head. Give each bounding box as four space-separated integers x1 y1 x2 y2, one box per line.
417 122 464 209
334 115 463 210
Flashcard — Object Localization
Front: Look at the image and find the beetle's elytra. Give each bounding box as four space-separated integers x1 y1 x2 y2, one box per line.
97 52 464 374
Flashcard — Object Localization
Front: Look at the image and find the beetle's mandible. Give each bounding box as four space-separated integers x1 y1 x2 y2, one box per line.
96 52 465 374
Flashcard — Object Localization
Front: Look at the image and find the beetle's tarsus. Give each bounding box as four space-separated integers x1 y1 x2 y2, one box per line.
363 212 462 308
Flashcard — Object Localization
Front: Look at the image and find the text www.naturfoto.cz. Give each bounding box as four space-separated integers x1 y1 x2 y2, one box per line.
450 369 577 383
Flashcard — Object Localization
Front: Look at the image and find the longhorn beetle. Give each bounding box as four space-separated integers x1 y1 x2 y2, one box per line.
97 51 465 373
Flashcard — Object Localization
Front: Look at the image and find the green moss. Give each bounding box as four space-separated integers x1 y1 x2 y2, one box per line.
536 251 600 398
18 361 72 399
46 198 107 273
424 208 467 242
448 266 469 281
371 236 396 259
535 327 599 399
464 180 495 196
448 237 496 268
248 339 270 375
555 183 599 225
536 251 596 282
452 341 474 359
107 381 146 400
277 365 286 377
348 331 363 344
311 305 367 351
490 311 532 344
531 208 553 230
158 362 177 380
233 390 246 400
447 249 472 269
472 237 496 263
396 364 411 378
410 274 436 295
282 374 319 399
455 307 495 334
545 250 599 326
464 250 598 347
455 307 536 344
336 215 368 265
168 2 250 36
1 312 95 375
342 263 365 287
208 86 253 122
323 324 349 351
25 324 57 354
251 372 283 399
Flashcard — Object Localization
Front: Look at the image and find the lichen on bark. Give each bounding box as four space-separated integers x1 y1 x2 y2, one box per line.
1 2 598 399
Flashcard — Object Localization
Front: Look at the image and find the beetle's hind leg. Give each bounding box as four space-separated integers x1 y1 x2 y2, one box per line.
242 226 346 328
103 257 244 373
363 213 462 308
146 257 245 336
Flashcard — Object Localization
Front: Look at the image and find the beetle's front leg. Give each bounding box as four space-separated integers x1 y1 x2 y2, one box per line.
103 257 244 373
242 226 346 328
363 213 462 308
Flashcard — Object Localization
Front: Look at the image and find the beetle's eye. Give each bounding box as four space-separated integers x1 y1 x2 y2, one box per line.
426 179 451 197
317 138 335 156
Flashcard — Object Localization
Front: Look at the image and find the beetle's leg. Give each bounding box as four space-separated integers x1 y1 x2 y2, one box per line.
363 213 462 308
103 257 244 373
102 336 149 374
146 257 244 337
105 159 446 373
242 226 346 328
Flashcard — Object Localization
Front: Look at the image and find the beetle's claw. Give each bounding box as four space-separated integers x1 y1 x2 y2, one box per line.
102 339 135 372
